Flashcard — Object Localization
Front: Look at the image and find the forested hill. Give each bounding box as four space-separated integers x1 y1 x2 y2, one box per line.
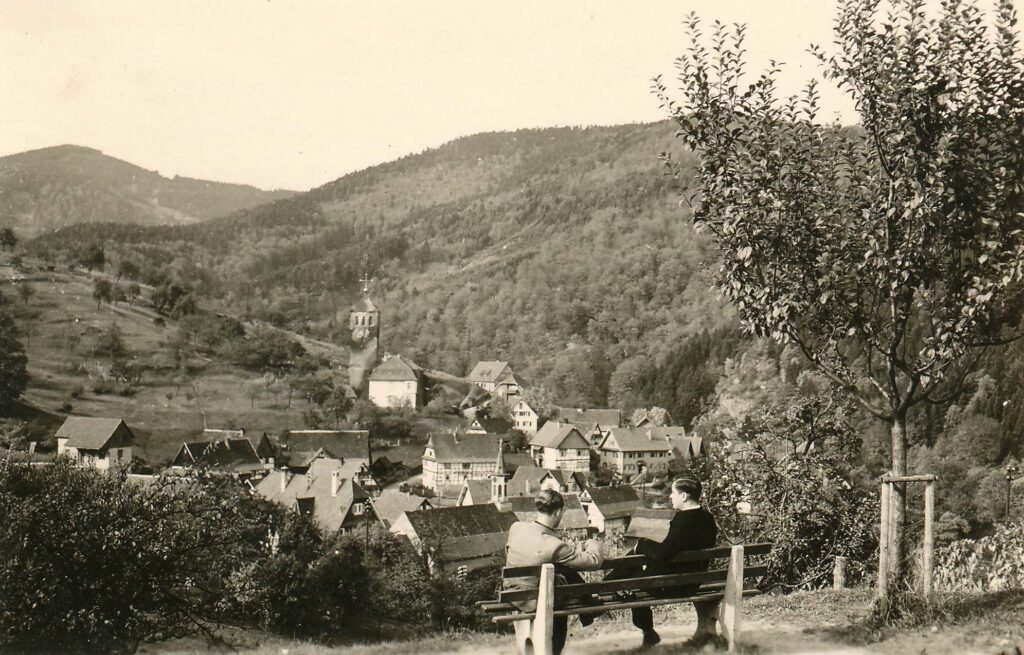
26 123 744 421
0 145 295 236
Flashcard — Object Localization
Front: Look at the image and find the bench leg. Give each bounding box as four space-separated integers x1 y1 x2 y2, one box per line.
719 544 745 652
513 619 533 655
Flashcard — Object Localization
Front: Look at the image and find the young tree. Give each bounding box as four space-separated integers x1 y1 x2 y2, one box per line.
92 278 113 309
657 1 1024 608
0 227 16 252
16 282 32 305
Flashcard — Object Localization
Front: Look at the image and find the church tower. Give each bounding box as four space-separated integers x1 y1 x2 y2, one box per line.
346 274 380 390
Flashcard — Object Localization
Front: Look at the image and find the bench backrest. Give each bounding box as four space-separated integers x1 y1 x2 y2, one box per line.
499 542 772 604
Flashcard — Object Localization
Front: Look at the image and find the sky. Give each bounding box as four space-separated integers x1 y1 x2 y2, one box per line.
1 1 857 191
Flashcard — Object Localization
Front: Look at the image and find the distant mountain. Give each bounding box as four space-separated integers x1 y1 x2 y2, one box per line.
26 123 742 419
0 145 295 236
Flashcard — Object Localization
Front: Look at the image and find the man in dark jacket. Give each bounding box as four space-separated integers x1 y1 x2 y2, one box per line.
615 476 719 647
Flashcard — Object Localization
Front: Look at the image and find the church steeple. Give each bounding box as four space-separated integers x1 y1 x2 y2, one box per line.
347 273 381 390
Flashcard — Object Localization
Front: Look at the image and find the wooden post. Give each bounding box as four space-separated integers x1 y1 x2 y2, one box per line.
877 482 890 600
719 544 745 653
833 556 847 590
530 563 555 655
923 480 935 601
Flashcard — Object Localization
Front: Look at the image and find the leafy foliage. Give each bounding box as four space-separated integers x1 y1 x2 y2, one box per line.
0 298 28 411
935 521 1024 592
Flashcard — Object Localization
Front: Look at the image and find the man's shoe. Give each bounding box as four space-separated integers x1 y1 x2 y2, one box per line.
641 629 661 647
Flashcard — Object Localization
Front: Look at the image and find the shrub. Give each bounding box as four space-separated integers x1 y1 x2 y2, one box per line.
935 522 1024 592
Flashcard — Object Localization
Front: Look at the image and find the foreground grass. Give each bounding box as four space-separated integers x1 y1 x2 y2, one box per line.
141 588 1024 655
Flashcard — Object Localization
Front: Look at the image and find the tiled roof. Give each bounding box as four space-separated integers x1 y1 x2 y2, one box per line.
369 355 422 381
461 478 492 505
598 427 695 453
468 360 512 384
55 417 133 451
506 466 550 496
503 452 535 475
529 422 589 450
503 494 591 531
474 417 513 434
282 430 370 461
426 433 501 463
401 504 516 562
370 492 432 527
172 438 264 474
586 485 644 520
256 457 370 532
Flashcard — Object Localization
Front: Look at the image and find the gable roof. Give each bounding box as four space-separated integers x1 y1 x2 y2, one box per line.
55 417 134 451
282 430 370 461
502 494 590 531
256 457 371 532
352 296 378 313
553 408 622 428
506 466 549 496
459 478 493 506
468 360 513 384
598 427 693 453
494 370 526 388
502 452 536 476
369 355 422 382
529 422 589 450
370 492 432 527
425 433 502 463
585 485 644 520
171 438 264 474
473 417 513 435
401 503 516 562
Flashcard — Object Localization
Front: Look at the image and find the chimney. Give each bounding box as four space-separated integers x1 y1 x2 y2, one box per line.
332 471 340 497
647 429 653 441
280 466 289 492
526 479 532 494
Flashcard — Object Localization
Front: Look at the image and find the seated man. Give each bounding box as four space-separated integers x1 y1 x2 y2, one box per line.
504 488 605 655
612 476 719 647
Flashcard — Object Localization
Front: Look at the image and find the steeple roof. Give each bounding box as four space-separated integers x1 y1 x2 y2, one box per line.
352 296 378 313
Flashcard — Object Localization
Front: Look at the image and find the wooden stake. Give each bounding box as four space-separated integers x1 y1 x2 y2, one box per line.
833 556 847 590
923 480 935 601
878 482 890 600
531 563 555 655
719 544 745 653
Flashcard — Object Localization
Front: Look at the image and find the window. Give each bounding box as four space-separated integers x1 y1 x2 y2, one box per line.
354 503 364 516
462 463 471 470
368 315 374 325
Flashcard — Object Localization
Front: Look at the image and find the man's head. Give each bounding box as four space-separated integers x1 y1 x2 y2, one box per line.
535 488 565 527
669 476 702 510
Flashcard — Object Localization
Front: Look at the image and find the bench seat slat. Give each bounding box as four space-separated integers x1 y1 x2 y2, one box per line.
497 565 768 603
491 588 762 623
501 543 773 578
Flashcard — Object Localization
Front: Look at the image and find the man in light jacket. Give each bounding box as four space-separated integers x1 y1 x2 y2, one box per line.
504 488 604 655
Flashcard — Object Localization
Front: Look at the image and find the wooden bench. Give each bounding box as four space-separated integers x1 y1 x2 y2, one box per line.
477 542 772 655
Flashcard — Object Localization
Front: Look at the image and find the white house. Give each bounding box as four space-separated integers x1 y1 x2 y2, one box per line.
368 354 424 408
596 427 702 479
528 422 590 472
422 432 503 492
55 417 134 471
511 399 542 434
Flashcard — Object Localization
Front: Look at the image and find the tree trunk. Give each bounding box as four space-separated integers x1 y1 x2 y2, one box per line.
886 412 908 595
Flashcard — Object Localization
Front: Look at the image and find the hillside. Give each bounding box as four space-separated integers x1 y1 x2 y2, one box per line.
0 145 295 237
24 123 741 421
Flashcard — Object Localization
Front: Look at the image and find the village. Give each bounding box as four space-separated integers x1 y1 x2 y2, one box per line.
31 283 706 579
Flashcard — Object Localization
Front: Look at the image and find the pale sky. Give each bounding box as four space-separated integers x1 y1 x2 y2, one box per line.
1 1 856 191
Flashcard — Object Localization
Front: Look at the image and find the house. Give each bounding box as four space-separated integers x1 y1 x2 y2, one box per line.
528 422 590 472
456 478 495 507
368 354 424 408
496 494 592 538
276 429 377 490
501 451 536 477
55 417 134 471
596 427 703 479
390 503 517 575
580 485 645 533
511 399 542 434
468 360 524 401
466 416 513 435
169 437 267 478
505 466 589 497
421 432 502 492
201 428 276 464
256 457 373 533
369 492 433 529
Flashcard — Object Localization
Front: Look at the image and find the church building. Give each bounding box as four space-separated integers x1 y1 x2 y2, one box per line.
346 275 380 390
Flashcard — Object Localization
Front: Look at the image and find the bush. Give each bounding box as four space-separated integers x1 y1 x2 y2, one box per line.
935 522 1024 592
